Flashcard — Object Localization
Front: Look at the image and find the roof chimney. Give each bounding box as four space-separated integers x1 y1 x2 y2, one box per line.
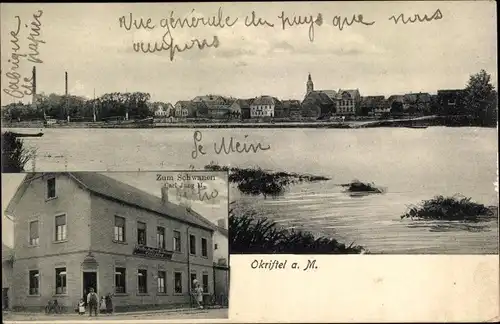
217 218 226 229
161 185 168 204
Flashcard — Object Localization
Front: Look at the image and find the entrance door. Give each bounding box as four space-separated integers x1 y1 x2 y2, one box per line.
82 272 97 303
2 288 8 310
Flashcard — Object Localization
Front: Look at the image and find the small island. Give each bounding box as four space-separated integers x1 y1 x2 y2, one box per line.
204 163 330 197
401 195 496 222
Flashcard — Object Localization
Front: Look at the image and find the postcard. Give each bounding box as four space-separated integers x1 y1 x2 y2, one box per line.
1 1 498 322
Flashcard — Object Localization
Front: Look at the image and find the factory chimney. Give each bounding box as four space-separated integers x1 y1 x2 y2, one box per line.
65 72 70 122
32 66 37 104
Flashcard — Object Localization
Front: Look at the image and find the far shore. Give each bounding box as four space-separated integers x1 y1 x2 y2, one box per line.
1 115 495 129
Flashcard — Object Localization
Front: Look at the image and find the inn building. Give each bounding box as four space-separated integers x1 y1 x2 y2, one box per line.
5 173 219 311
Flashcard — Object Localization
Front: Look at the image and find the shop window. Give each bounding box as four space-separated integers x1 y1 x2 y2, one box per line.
29 221 39 246
173 231 181 252
114 216 125 242
137 222 146 246
157 227 165 249
55 215 67 241
201 238 208 257
115 267 126 293
174 272 182 294
55 267 66 294
137 269 147 294
189 234 196 255
157 271 166 293
47 178 56 199
202 273 209 293
29 270 39 295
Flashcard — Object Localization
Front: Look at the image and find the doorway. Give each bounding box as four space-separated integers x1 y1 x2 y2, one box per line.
2 288 9 310
82 272 97 304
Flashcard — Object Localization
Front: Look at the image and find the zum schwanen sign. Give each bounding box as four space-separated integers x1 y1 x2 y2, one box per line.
133 245 174 260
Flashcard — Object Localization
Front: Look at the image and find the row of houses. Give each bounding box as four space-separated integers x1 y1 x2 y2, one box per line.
151 75 468 120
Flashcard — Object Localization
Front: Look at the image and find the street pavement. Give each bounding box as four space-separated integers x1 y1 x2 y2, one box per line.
3 308 228 321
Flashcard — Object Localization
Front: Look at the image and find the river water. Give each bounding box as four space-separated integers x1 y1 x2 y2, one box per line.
6 126 498 253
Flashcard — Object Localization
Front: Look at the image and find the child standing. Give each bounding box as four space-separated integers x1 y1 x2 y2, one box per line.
78 299 85 315
100 296 107 314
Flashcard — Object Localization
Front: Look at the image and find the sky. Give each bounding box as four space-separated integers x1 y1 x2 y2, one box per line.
1 1 497 106
1 172 229 247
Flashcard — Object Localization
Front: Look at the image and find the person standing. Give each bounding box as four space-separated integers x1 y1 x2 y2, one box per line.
195 282 204 309
105 293 113 314
100 296 107 314
78 299 85 315
86 288 99 317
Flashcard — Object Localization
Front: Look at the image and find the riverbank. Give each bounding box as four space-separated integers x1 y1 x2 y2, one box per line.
2 115 495 129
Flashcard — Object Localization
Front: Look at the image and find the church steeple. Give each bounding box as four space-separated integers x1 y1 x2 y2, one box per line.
306 73 314 95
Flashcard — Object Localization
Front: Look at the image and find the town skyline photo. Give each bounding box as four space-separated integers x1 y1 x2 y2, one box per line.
1 2 497 106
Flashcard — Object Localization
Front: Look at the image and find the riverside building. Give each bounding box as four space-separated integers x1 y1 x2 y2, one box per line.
5 172 218 311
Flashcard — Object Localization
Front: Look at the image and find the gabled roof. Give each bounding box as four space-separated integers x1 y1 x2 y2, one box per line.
250 95 279 106
304 91 334 105
337 89 360 99
232 99 251 109
8 173 216 232
318 90 337 100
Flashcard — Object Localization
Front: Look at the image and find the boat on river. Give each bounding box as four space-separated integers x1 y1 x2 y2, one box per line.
9 131 44 137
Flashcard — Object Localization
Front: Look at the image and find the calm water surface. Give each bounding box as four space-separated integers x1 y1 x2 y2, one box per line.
8 127 498 253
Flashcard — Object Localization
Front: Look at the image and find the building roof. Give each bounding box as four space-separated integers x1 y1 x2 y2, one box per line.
232 99 251 109
7 173 216 232
304 91 334 105
360 96 386 106
318 90 337 101
216 226 228 238
337 89 360 99
251 96 278 106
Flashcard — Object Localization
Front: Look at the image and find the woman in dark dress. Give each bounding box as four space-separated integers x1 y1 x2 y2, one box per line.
105 293 113 314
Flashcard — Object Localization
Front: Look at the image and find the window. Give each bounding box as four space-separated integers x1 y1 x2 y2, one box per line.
29 221 39 246
174 272 182 294
157 227 165 249
55 267 66 294
214 243 218 250
114 216 125 242
173 231 181 252
157 271 166 293
190 272 197 290
137 222 146 245
137 269 148 293
115 267 126 293
55 215 67 241
201 238 208 257
448 99 456 105
29 270 39 295
202 273 209 293
189 235 196 255
47 178 56 199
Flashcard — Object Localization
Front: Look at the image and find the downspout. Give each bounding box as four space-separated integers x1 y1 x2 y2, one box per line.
186 225 191 308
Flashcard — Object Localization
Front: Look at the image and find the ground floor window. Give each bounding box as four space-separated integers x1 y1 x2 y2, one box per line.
29 270 39 295
115 267 126 293
137 269 148 293
157 271 166 293
174 272 182 294
55 267 67 294
190 272 197 290
202 273 209 293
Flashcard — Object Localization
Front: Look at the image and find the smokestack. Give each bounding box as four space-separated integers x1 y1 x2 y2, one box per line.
161 185 169 204
65 72 68 96
32 66 36 104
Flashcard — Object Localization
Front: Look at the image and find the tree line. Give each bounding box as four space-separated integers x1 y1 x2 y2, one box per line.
1 92 153 121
